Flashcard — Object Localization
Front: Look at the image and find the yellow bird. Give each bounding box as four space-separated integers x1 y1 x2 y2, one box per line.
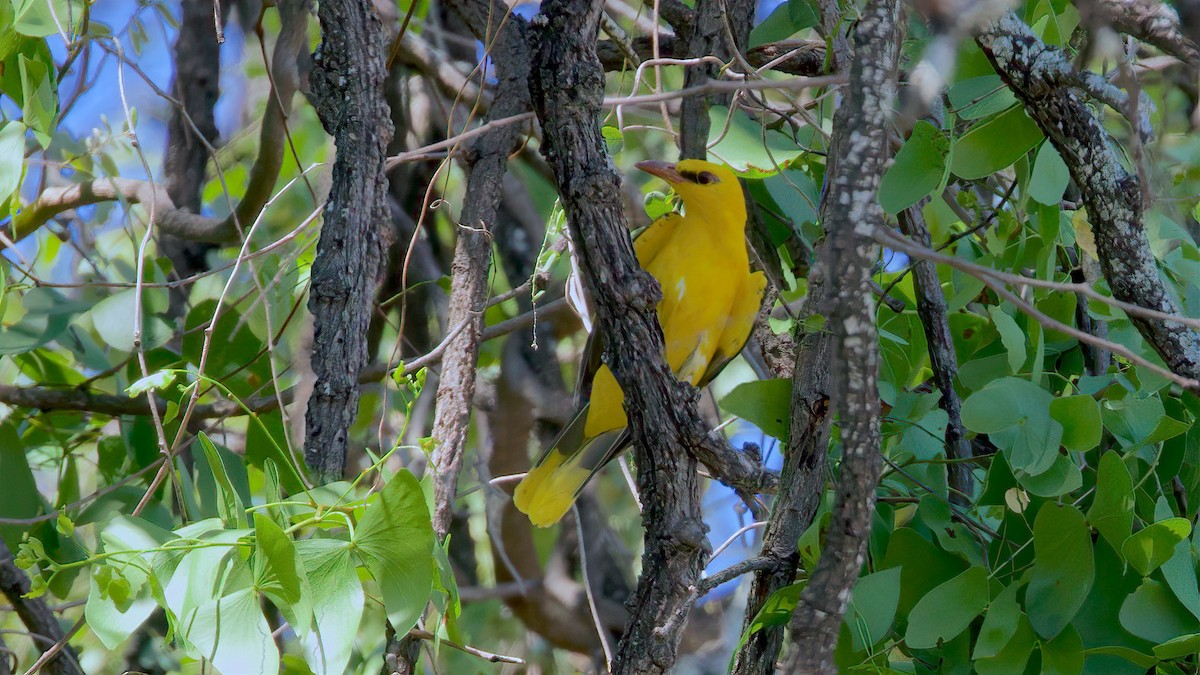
514 159 767 527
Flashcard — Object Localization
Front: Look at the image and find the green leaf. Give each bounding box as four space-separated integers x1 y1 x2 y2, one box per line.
84 517 172 649
748 0 819 47
186 587 279 675
1120 579 1200 644
432 535 461 624
0 424 41 549
0 121 24 205
973 581 1022 659
1152 633 1200 660
1081 646 1158 669
846 567 901 651
253 514 312 637
1121 518 1192 577
947 75 1018 120
1087 451 1134 550
601 125 623 154
879 121 950 214
1147 629 1200 658
1100 396 1188 449
157 526 251 625
297 539 363 675
18 53 55 147
731 581 805 669
988 306 1026 375
904 566 989 649
1040 624 1084 675
0 287 88 355
950 105 1044 180
1017 453 1081 498
1160 528 1200 620
88 289 172 352
975 614 1036 674
719 378 791 441
125 370 176 397
1027 505 1094 639
961 377 1062 475
197 432 248 529
879 527 969 619
353 469 435 635
706 105 813 176
11 0 85 37
1049 395 1101 452
762 167 820 227
1029 143 1070 206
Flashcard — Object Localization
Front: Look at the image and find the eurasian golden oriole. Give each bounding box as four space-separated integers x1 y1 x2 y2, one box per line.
514 159 766 527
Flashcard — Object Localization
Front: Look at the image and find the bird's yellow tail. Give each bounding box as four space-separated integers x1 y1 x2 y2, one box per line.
514 405 626 527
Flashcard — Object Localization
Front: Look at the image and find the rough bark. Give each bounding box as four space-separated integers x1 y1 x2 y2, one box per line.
427 0 531 538
898 206 973 504
483 175 634 655
1075 0 1200 65
530 0 714 669
783 0 900 671
678 0 755 159
0 540 84 675
978 12 1200 386
159 0 230 304
1180 0 1200 47
732 279 833 675
1071 250 1113 375
304 0 394 482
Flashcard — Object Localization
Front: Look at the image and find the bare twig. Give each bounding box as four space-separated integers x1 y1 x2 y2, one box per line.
405 628 525 665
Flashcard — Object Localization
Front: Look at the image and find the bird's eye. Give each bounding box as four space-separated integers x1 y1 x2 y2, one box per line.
696 171 719 185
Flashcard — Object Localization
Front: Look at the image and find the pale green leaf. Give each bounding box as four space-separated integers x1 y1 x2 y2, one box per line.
352 469 434 635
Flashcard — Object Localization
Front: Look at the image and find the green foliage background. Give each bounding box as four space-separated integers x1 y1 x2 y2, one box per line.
2 0 1199 672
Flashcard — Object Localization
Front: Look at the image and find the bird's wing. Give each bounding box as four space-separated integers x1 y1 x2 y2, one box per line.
697 270 768 388
632 211 684 269
514 401 631 527
574 211 685 405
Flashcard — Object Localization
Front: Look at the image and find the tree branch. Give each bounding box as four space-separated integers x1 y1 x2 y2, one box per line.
677 0 754 158
732 281 833 675
1076 0 1200 65
427 0 531 538
898 206 973 504
5 1 307 246
158 0 231 302
597 36 828 75
784 0 900 671
303 0 394 482
0 540 84 675
978 12 1200 384
529 0 712 669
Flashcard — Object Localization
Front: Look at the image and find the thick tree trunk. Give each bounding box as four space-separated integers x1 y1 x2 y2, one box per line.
304 0 394 481
784 0 901 671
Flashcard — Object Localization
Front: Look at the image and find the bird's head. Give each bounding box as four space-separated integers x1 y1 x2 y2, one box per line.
635 159 746 224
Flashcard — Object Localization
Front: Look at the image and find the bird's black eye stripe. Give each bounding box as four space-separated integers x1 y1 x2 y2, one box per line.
679 169 720 184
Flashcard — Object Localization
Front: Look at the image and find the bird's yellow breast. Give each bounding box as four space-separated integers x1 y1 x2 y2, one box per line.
583 210 747 437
